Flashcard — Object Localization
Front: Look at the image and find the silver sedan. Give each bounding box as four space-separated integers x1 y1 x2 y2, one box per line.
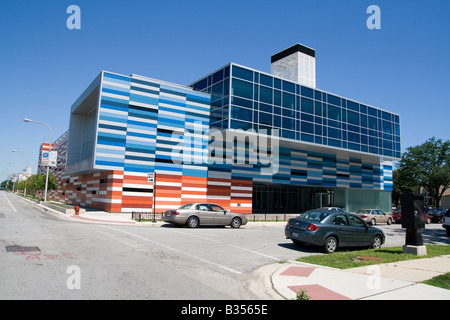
163 203 248 228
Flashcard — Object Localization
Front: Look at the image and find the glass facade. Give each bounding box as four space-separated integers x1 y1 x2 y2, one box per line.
191 63 401 159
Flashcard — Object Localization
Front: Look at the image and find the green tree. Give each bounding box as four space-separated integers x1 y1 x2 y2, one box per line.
398 137 450 207
22 174 58 193
392 167 418 207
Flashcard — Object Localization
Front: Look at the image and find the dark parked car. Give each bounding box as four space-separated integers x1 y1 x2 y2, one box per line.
285 209 385 253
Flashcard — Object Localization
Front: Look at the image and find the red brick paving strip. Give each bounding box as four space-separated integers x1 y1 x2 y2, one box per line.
280 266 316 277
289 284 351 300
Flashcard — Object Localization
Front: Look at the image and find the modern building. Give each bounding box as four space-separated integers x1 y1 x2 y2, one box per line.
42 44 400 213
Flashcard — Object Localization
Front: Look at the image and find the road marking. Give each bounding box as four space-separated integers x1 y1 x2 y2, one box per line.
169 229 280 261
2 192 17 212
101 226 243 275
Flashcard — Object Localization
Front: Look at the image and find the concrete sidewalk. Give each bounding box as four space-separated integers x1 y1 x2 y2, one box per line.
271 255 450 300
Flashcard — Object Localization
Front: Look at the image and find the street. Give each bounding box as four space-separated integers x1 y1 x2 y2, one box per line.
0 191 448 300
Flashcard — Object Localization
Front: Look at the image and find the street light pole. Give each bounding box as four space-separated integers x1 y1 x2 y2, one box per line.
23 118 53 202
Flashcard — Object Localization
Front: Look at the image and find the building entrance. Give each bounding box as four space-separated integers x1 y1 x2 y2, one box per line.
252 184 337 213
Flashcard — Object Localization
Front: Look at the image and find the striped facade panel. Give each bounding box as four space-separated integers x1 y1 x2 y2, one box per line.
94 72 212 212
228 144 392 192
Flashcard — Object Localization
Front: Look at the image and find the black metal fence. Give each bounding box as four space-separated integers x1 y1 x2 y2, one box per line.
131 212 164 222
131 211 298 222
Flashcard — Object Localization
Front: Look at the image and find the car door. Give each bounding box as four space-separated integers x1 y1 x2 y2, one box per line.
195 203 214 224
330 214 353 246
348 215 370 246
209 204 230 225
376 210 387 223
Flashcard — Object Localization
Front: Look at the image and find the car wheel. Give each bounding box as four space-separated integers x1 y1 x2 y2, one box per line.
370 218 376 225
371 235 382 249
387 218 392 225
186 216 199 228
230 217 242 229
322 236 338 253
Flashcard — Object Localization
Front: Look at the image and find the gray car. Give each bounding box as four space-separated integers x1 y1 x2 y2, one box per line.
164 203 248 228
285 209 385 253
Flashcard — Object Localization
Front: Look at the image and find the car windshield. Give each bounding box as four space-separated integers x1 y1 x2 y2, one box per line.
178 203 194 209
299 210 332 222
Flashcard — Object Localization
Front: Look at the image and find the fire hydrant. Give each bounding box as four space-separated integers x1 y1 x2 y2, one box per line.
74 206 80 216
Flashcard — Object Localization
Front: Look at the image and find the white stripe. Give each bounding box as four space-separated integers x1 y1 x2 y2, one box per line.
103 80 130 89
101 226 242 274
169 229 279 261
102 92 129 101
3 193 17 212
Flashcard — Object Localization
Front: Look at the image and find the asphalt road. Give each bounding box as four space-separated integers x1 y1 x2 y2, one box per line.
0 191 448 300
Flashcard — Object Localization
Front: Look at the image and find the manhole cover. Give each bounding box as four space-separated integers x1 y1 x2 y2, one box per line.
5 246 41 253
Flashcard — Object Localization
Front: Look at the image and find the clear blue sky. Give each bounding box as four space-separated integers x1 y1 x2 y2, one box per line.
1 0 449 182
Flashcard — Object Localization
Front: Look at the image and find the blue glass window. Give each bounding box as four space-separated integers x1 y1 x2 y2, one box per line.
212 82 223 99
274 78 281 89
283 92 295 109
368 116 378 130
347 100 359 112
328 138 341 148
301 86 313 98
314 101 322 116
231 96 252 109
301 97 313 114
232 66 253 81
232 79 253 100
282 81 295 93
259 112 272 126
347 110 359 126
314 90 322 101
231 106 252 121
260 103 272 113
382 120 392 134
282 130 296 139
315 124 322 135
282 117 295 130
212 70 224 84
368 107 377 117
348 132 360 143
360 104 367 114
282 108 294 118
327 94 341 106
301 121 314 134
328 128 341 139
260 74 273 87
274 115 281 128
328 105 341 121
301 133 314 143
394 124 400 136
382 111 391 121
260 86 272 104
231 119 252 131
361 115 367 127
274 90 281 106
